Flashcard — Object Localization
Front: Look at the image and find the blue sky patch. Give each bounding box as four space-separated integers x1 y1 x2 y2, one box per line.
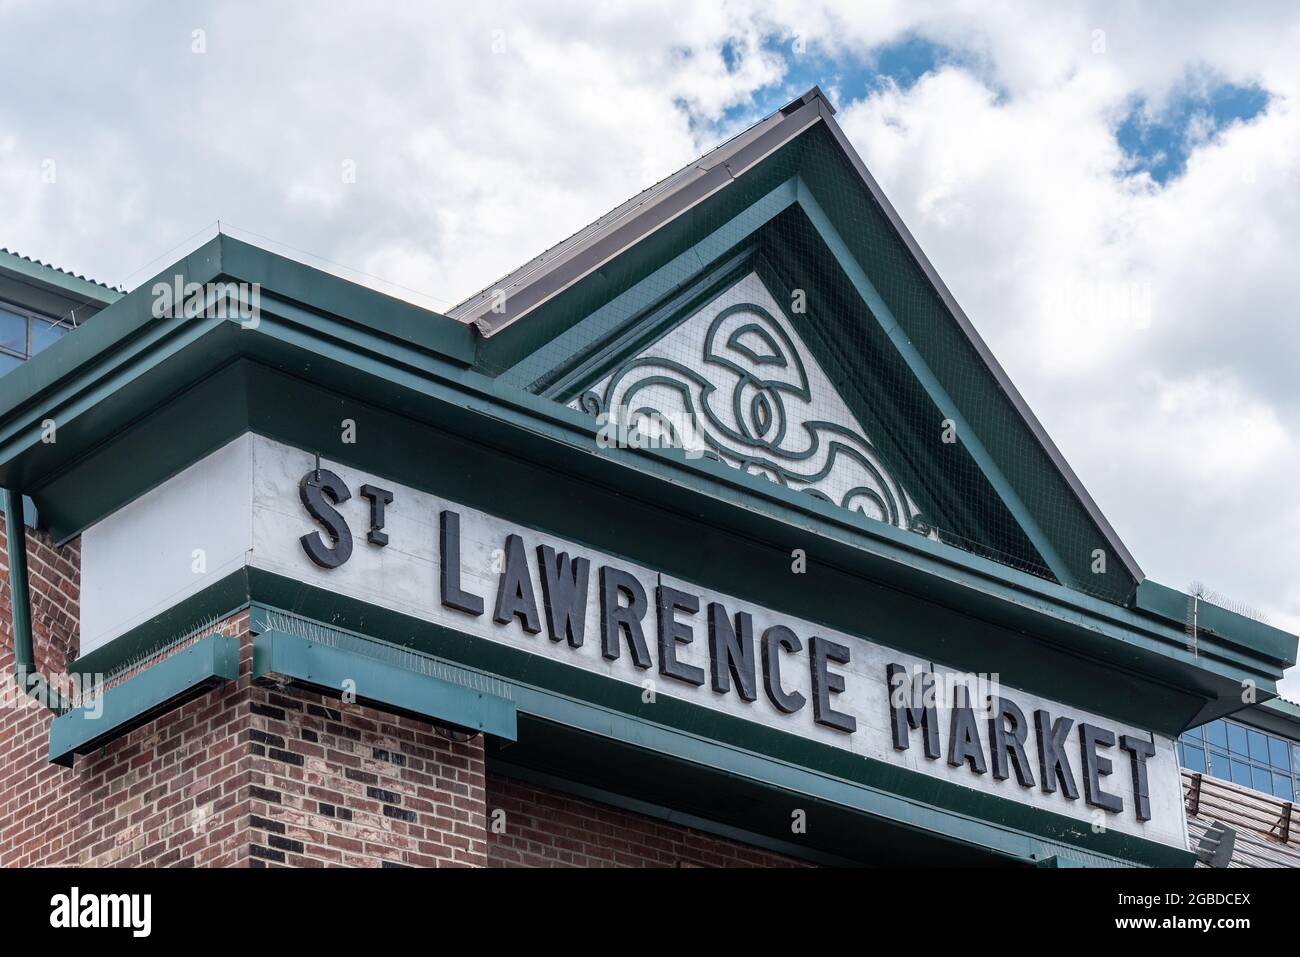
1117 79 1270 185
708 32 993 133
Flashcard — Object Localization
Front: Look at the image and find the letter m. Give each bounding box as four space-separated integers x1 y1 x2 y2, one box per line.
886 663 941 759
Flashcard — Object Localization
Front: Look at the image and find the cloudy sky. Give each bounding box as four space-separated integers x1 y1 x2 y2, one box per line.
2 1 1297 695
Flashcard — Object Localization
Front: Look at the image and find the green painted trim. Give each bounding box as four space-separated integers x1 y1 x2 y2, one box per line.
3 487 35 688
750 244 1046 577
794 181 1073 588
499 669 1186 868
218 237 476 365
0 242 1283 694
3 484 63 712
252 629 517 741
1135 579 1295 667
473 137 811 375
511 195 1058 587
235 580 1188 865
0 234 473 437
0 248 121 307
475 127 1140 596
0 239 223 425
55 398 1282 737
0 237 1284 722
68 568 251 677
63 572 1193 864
538 246 758 401
48 633 239 766
502 177 801 392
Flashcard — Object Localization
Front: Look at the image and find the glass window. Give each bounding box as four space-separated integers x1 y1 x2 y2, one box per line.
1269 736 1290 770
1230 760 1251 786
1248 729 1269 763
1227 722 1249 755
1252 765 1273 793
1183 744 1205 774
28 318 67 355
0 306 25 355
1207 720 1228 748
1184 723 1203 741
1274 774 1294 802
1209 754 1231 780
0 352 23 376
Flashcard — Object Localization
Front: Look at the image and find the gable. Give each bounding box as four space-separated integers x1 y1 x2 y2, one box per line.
456 89 1141 604
574 269 934 537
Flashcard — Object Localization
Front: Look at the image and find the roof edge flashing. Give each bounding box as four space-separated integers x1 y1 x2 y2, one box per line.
466 99 825 338
0 247 124 306
1134 579 1298 668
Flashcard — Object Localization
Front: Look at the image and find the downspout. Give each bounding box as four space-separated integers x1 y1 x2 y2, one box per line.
3 487 61 711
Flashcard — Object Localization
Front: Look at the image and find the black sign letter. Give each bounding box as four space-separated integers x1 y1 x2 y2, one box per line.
988 696 1035 787
299 469 352 569
1034 710 1079 800
886 664 940 759
599 567 652 669
1119 734 1156 822
809 637 855 733
947 686 988 775
761 625 806 714
1079 723 1124 813
656 586 705 686
439 510 483 616
536 544 590 648
708 604 757 702
493 533 541 634
358 484 393 546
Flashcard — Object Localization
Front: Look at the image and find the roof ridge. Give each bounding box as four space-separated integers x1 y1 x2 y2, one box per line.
447 88 827 323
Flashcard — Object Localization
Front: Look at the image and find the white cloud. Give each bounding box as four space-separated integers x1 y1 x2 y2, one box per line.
826 5 1300 697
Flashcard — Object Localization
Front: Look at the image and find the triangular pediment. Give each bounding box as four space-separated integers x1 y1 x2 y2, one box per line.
573 270 934 538
457 88 1141 603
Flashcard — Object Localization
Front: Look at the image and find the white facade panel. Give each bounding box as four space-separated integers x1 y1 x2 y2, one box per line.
79 435 254 656
76 433 1187 850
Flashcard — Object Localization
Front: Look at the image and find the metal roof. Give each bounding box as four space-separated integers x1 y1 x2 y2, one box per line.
1184 770 1300 867
450 86 1144 584
448 87 829 335
0 247 124 320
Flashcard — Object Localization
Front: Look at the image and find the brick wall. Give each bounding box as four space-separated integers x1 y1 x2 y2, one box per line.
0 514 487 868
2 514 810 868
243 682 487 867
0 517 255 867
486 774 809 868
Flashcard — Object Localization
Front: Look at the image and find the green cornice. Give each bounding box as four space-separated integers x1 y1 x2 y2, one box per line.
0 234 1291 736
0 234 473 440
1135 579 1297 675
1221 696 1300 740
